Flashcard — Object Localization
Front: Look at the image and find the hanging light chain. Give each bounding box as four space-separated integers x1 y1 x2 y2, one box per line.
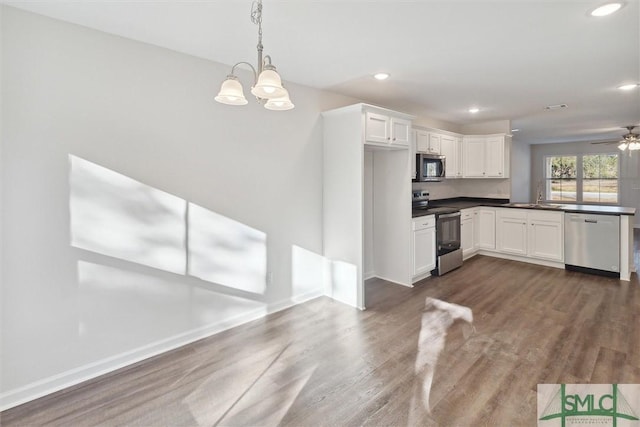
251 0 263 47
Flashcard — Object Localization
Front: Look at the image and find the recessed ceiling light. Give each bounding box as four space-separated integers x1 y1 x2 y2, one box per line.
544 104 568 110
618 83 640 90
468 107 480 113
590 2 623 16
373 73 390 80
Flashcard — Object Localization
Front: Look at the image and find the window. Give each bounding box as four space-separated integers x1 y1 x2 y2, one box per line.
582 154 618 203
543 154 619 204
545 156 577 201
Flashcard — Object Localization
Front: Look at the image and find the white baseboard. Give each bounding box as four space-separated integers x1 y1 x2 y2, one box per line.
475 250 565 269
0 289 324 412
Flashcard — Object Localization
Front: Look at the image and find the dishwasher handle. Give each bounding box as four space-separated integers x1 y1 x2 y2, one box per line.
584 219 598 224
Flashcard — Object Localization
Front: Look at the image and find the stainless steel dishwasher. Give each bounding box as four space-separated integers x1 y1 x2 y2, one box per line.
564 213 620 275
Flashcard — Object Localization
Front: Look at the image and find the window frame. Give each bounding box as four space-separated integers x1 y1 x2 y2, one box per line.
542 153 620 205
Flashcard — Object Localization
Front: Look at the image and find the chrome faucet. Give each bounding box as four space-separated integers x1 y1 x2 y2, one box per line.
536 181 544 204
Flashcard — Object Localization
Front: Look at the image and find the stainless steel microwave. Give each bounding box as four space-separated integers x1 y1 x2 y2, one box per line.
415 153 446 182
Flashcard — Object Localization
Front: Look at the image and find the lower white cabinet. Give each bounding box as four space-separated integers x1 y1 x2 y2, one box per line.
412 215 436 278
528 214 564 261
496 210 528 256
476 208 496 250
461 208 477 258
496 208 563 262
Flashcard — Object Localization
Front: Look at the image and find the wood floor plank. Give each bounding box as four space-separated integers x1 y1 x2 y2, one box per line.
2 237 639 426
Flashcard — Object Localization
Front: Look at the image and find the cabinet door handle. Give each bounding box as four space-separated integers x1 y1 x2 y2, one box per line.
387 137 390 140
393 138 396 141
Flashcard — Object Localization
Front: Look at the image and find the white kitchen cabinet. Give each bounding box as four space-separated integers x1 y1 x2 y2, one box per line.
427 133 441 154
528 211 563 262
365 112 410 147
461 208 477 258
365 112 389 144
415 129 429 152
495 208 564 262
414 129 441 154
462 137 486 177
440 135 462 178
476 208 496 250
323 103 414 310
462 135 509 178
391 118 411 146
412 215 436 278
496 209 528 256
485 136 506 177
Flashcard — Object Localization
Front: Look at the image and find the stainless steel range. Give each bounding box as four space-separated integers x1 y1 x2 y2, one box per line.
412 191 463 276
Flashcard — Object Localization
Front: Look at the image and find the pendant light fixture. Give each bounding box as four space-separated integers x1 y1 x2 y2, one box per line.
215 0 294 110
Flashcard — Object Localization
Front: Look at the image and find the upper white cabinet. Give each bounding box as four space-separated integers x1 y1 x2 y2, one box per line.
427 133 441 154
440 135 462 178
323 103 414 310
412 129 509 180
462 135 509 178
391 118 411 146
414 129 441 154
365 112 410 147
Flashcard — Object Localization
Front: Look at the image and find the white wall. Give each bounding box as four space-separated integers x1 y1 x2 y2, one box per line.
510 139 531 202
531 141 640 226
0 6 357 408
460 119 510 135
413 179 511 200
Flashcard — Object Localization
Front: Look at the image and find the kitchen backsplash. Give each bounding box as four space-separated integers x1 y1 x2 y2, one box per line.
413 178 511 200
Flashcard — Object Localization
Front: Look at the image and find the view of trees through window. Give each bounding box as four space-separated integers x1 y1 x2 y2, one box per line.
545 154 618 203
546 156 577 201
582 154 618 203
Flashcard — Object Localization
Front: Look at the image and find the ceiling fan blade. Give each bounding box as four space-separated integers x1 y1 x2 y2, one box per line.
590 141 617 145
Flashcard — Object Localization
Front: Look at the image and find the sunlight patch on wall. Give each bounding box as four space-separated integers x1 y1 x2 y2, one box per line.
69 155 268 294
70 155 185 274
329 260 358 307
77 260 265 349
189 203 266 295
291 245 329 299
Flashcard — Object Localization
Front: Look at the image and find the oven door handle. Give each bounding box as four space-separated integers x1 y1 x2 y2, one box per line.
438 212 461 219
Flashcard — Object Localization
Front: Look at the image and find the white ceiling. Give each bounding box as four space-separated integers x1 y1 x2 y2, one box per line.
4 0 640 144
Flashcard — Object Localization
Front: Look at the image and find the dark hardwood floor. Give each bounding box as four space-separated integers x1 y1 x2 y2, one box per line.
3 232 640 426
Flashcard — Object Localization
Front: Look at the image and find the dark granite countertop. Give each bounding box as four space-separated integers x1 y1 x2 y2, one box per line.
428 197 510 209
413 197 636 217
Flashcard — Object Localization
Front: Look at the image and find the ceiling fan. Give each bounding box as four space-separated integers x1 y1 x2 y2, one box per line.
592 126 640 151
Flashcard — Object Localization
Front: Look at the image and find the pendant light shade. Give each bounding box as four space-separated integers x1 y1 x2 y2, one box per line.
251 66 287 99
264 88 294 111
215 0 293 111
618 142 628 151
215 75 248 105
